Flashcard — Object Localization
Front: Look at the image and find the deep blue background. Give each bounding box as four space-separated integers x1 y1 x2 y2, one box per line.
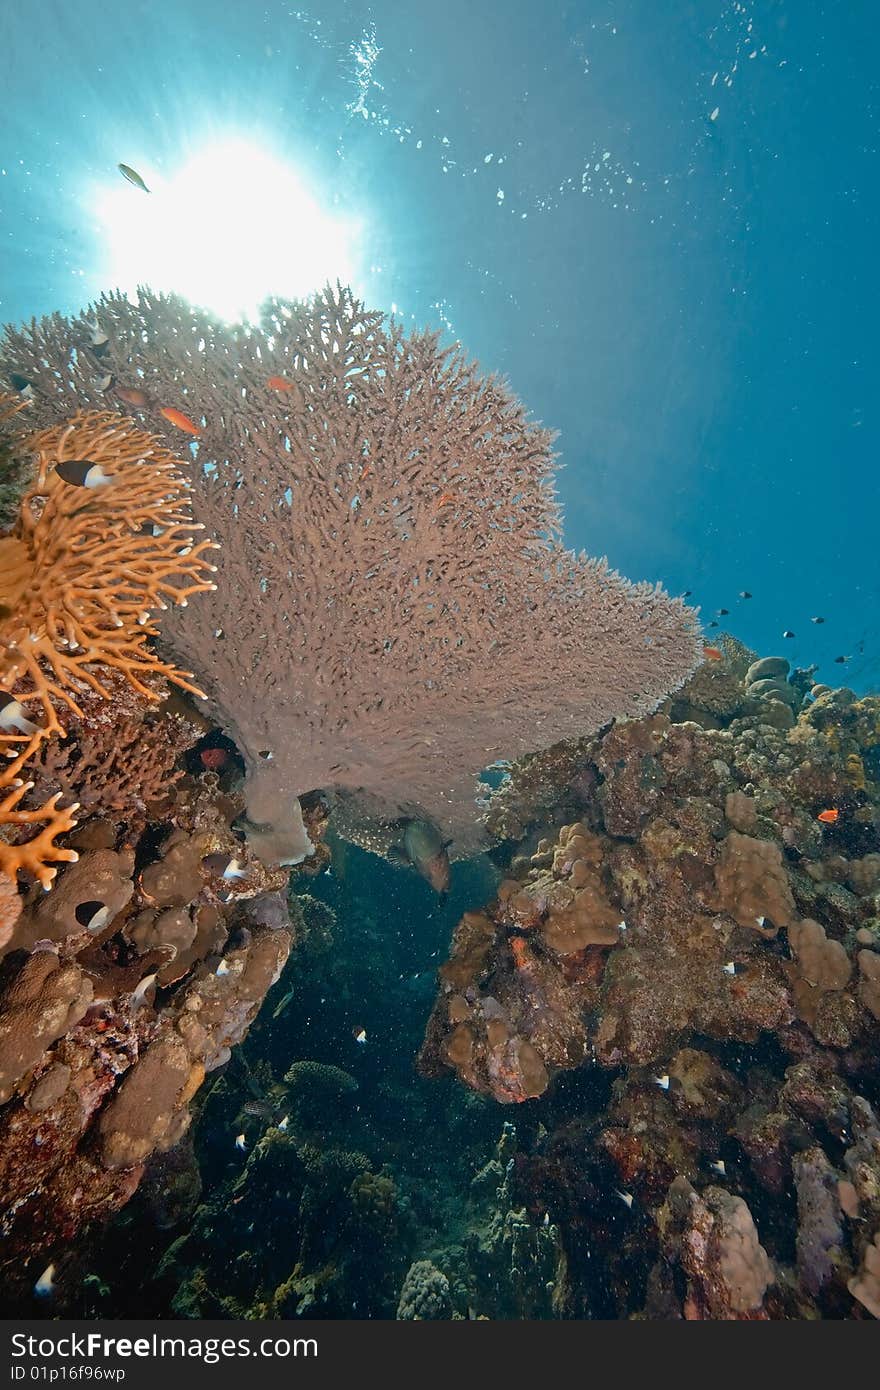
1 1 876 687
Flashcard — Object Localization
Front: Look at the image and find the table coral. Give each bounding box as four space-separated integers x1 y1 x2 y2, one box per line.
1 289 701 862
282 1060 359 1128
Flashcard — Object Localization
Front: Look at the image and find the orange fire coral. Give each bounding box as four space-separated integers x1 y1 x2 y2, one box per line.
0 403 219 884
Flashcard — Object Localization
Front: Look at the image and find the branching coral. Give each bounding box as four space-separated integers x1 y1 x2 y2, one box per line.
27 669 199 829
0 783 79 891
0 404 218 885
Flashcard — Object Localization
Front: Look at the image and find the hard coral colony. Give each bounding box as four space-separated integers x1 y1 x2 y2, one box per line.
0 289 876 1323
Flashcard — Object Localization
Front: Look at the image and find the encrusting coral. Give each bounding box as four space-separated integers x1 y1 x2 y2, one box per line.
0 402 218 888
1 287 701 862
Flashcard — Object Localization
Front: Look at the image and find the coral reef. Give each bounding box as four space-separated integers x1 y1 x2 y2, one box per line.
1 290 878 1325
410 648 880 1318
0 574 305 1308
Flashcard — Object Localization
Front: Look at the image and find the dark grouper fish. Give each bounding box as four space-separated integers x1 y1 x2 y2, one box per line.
390 818 452 894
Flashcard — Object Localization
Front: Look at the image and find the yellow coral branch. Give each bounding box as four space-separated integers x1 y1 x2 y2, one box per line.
0 400 220 885
0 782 79 890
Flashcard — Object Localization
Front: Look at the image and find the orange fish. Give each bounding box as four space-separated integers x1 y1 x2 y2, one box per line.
358 463 374 482
160 406 201 435
267 375 295 392
702 646 723 661
817 808 839 825
435 492 456 508
116 385 151 409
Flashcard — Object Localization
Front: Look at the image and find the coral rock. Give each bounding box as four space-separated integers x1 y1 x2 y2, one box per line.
0 953 92 1103
714 831 795 933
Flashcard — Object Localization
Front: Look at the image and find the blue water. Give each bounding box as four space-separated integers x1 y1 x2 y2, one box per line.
1 0 877 684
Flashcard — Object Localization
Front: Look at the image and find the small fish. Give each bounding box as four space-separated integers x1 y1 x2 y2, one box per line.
739 591 752 600
702 645 723 661
834 655 848 664
234 1132 247 1152
215 960 231 977
716 608 729 616
707 620 719 628
435 492 456 508
272 985 295 1019
74 900 111 932
710 1159 727 1177
542 1212 550 1228
34 1263 56 1297
615 1190 634 1209
277 1115 289 1132
130 972 157 1013
55 459 111 488
267 375 295 391
617 919 627 932
8 371 34 400
116 385 151 409
722 961 743 976
755 916 766 929
160 406 201 435
84 317 109 348
0 693 40 735
353 1027 367 1045
358 462 374 482
653 1074 670 1090
811 616 825 625
682 590 692 598
200 746 230 772
242 1100 272 1119
817 808 839 825
118 162 150 193
94 374 113 391
202 852 247 881
783 630 795 639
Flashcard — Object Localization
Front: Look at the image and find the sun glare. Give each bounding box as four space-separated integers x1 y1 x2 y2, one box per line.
94 139 359 321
